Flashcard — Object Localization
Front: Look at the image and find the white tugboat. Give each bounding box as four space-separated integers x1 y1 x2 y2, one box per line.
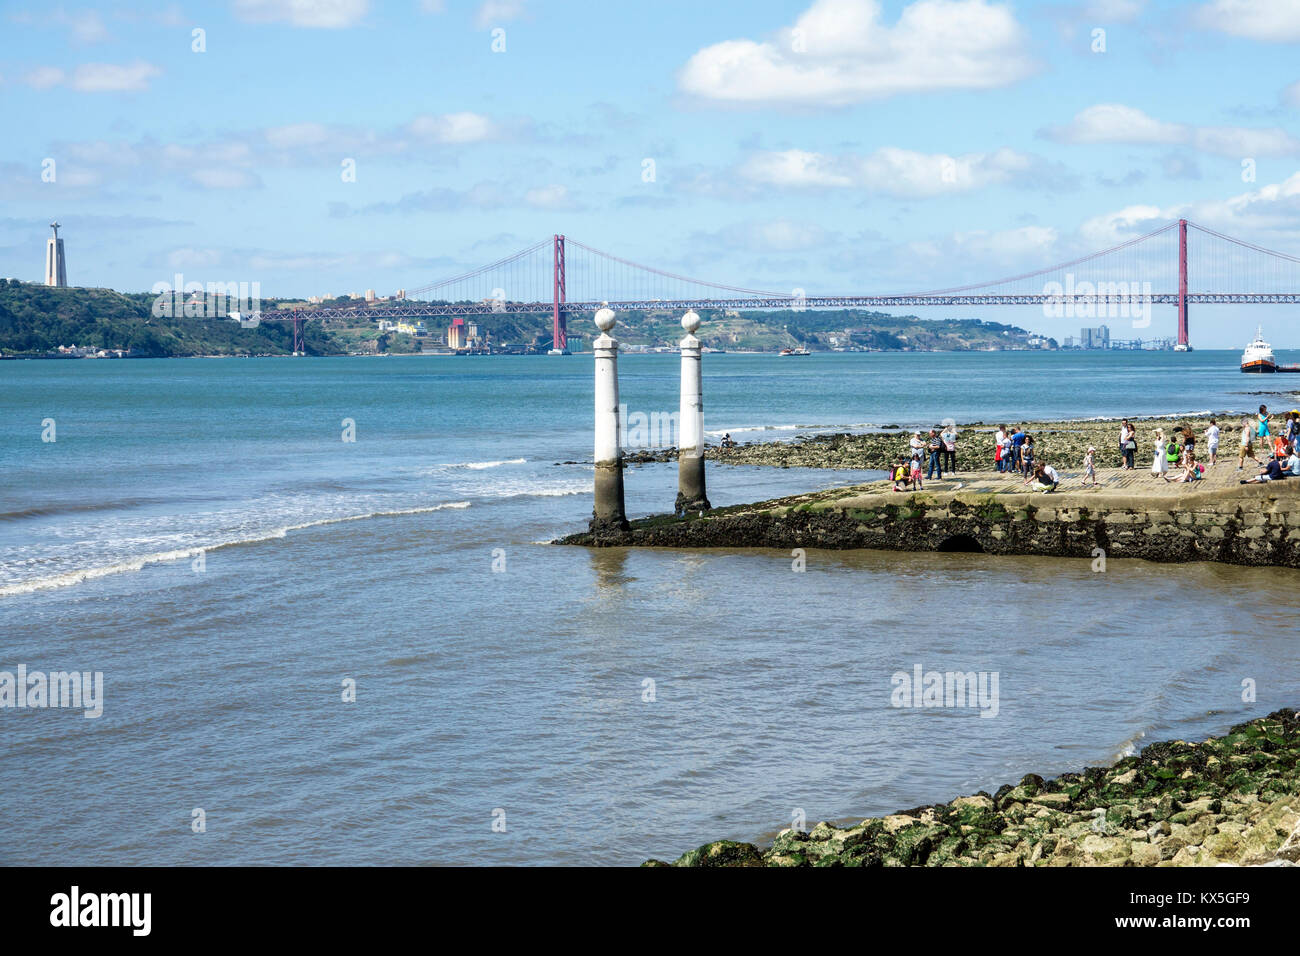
1240 326 1299 373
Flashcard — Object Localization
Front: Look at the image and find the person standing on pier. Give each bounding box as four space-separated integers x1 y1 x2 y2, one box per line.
1010 425 1027 472
1238 416 1259 471
925 429 943 479
941 423 957 474
1120 420 1136 470
1204 419 1220 467
994 425 1007 472
1082 446 1097 486
1151 428 1169 478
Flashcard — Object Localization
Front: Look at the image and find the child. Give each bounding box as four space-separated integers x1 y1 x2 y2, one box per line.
1020 435 1035 479
910 454 923 490
1082 446 1097 486
1204 419 1220 467
892 457 909 492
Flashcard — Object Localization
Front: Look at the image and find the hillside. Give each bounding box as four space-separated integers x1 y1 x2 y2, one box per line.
0 281 1052 357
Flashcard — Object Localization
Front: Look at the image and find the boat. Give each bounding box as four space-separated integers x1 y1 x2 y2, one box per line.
778 347 811 357
1241 326 1300 373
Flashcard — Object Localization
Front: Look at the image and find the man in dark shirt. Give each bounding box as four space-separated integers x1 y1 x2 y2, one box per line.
925 429 944 479
1241 457 1287 484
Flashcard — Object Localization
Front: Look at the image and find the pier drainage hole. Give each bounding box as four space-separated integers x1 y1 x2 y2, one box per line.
937 534 985 554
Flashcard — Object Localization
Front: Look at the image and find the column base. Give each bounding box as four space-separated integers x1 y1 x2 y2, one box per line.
587 513 632 537
674 491 711 515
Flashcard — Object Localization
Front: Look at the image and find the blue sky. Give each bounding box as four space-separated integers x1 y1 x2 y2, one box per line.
3 0 1300 347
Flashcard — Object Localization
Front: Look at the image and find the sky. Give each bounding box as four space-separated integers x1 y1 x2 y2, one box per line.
3 0 1300 347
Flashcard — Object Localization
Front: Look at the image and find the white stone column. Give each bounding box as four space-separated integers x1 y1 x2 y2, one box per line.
590 307 628 534
676 310 710 513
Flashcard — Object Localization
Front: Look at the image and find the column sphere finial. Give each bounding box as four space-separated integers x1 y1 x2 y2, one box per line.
595 308 616 332
681 310 701 334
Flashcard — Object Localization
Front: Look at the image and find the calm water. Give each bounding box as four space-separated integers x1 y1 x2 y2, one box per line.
2 350 1298 865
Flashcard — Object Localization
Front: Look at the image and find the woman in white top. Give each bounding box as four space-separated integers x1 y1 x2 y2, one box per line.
1151 428 1168 476
1203 420 1220 466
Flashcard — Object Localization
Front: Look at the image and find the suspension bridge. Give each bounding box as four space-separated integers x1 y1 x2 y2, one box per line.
270 219 1300 353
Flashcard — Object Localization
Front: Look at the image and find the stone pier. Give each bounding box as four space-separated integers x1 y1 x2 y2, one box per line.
562 467 1300 568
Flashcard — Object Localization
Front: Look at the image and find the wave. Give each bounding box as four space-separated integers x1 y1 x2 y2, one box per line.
0 501 472 598
0 494 223 522
442 458 527 470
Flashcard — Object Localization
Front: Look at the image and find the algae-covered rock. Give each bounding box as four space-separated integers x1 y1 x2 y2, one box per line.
646 709 1299 867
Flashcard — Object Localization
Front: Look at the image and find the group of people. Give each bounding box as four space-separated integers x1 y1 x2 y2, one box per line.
891 423 1059 493
992 425 1061 492
1238 405 1300 484
889 405 1300 494
891 425 958 490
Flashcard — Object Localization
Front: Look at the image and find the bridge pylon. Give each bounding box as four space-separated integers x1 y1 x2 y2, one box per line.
1177 218 1190 350
549 234 568 354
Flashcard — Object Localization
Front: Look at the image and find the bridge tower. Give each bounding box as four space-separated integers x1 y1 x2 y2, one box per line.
1177 218 1189 349
549 234 568 354
293 316 305 355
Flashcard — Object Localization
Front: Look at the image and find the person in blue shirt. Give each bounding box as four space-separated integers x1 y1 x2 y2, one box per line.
1010 427 1027 472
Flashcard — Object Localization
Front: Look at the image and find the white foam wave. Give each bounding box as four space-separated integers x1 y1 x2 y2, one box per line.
444 458 527 470
0 501 472 598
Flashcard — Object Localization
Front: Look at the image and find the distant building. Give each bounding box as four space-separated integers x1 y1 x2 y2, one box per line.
365 289 376 302
448 317 467 349
44 222 67 287
1080 325 1110 349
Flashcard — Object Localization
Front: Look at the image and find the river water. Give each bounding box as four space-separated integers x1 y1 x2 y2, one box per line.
2 350 1298 864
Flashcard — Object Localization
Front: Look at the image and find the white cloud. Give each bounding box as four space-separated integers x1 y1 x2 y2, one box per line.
1046 104 1184 145
249 253 349 270
904 225 1061 273
691 219 835 254
264 123 332 149
1194 0 1300 42
407 112 496 144
1083 0 1145 21
740 146 1038 197
1046 104 1300 157
524 184 572 209
23 60 161 92
1082 172 1300 245
189 168 261 189
1078 204 1170 246
233 0 369 28
738 149 855 188
8 6 111 43
167 248 225 269
475 0 526 29
678 0 1036 106
24 66 66 90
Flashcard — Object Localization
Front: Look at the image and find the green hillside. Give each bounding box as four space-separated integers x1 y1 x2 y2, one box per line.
0 280 1052 357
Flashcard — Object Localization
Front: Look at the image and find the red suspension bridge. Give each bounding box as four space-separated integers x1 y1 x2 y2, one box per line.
275 219 1300 353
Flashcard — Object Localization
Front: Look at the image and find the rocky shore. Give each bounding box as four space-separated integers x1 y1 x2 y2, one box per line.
644 709 1300 867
